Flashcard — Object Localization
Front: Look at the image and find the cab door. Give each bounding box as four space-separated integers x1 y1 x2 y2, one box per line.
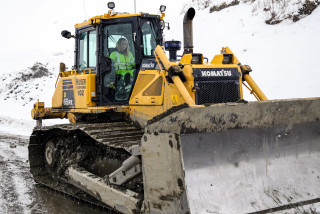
72 28 97 108
98 19 139 106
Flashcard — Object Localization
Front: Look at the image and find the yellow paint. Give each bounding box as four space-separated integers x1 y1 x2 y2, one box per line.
211 54 224 64
129 105 164 122
180 54 192 64
129 70 165 106
52 71 97 108
52 79 64 107
74 74 97 108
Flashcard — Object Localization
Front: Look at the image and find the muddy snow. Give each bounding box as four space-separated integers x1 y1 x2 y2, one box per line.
0 134 114 214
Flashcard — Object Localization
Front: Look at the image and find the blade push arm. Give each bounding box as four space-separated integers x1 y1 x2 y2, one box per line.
154 45 196 106
223 47 268 101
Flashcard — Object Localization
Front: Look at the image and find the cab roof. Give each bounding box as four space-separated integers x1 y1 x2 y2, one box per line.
75 11 165 29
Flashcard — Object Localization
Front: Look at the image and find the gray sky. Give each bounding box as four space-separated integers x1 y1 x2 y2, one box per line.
0 0 185 53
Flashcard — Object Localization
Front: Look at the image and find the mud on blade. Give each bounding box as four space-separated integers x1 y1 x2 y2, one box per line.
144 98 320 214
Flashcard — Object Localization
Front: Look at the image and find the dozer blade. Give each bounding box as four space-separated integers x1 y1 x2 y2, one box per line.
142 98 320 214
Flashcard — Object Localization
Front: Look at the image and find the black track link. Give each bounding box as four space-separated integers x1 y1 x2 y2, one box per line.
28 121 144 213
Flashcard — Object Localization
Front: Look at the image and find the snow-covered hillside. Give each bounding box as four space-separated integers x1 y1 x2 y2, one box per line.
165 2 320 100
0 2 319 137
0 62 67 136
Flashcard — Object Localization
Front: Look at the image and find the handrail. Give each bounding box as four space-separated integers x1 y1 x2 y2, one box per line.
55 70 78 88
84 68 92 75
71 70 78 75
55 72 64 88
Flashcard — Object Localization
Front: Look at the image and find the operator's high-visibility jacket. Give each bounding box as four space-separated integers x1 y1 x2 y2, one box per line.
110 51 135 78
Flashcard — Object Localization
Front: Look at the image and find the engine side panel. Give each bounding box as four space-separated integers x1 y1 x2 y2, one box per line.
52 74 97 108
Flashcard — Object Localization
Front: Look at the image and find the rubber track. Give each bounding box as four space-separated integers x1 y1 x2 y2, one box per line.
28 121 144 213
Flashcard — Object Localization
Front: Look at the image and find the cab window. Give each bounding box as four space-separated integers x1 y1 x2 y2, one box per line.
78 30 96 70
88 31 97 68
141 20 158 56
79 32 87 70
104 23 135 60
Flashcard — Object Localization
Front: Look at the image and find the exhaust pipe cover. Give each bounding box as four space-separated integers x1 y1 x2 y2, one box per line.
183 7 196 54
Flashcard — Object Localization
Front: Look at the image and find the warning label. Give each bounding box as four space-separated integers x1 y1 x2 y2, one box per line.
171 95 178 106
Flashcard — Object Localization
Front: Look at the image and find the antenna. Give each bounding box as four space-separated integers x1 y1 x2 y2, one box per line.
134 0 136 13
82 0 87 19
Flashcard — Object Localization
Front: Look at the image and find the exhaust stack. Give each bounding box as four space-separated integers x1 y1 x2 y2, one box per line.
183 7 196 54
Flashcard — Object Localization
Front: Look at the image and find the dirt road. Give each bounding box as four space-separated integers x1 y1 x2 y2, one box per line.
0 134 111 214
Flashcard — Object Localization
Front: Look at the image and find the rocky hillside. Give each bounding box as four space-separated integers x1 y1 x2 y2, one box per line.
0 63 61 136
182 0 319 24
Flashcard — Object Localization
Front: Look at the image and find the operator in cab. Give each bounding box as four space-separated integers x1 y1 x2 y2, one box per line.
110 38 135 101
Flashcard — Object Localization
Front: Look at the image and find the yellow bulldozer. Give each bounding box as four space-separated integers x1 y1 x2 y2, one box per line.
29 2 320 214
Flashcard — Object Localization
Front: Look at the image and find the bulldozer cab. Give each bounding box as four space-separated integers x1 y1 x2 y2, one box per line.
75 15 163 105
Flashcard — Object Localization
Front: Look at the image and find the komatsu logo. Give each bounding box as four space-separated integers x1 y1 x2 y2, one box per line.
201 69 232 77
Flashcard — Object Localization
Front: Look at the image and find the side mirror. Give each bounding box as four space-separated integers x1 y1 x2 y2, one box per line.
61 30 75 39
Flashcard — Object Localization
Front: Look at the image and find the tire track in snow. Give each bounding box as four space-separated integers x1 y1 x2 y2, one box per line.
0 139 38 214
0 135 110 214
0 151 26 213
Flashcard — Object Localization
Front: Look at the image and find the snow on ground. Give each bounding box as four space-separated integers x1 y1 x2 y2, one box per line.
0 135 106 214
0 139 32 214
0 2 319 137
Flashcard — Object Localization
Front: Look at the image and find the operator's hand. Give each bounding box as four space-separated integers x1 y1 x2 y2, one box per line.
107 82 115 89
